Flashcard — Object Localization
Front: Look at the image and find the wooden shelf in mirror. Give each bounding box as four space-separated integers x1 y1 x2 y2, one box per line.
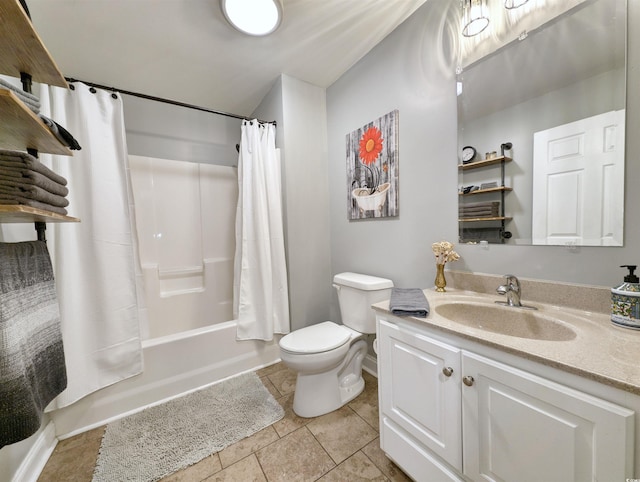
459 186 513 196
0 0 67 87
0 90 73 155
458 216 512 222
0 205 79 223
458 156 512 170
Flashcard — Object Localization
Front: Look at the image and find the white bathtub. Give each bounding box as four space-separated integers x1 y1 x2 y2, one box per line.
50 320 281 438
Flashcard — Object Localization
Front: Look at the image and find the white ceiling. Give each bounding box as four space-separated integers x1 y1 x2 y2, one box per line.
27 0 428 117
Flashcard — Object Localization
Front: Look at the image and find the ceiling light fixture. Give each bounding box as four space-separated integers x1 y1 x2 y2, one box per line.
462 0 490 37
504 0 530 9
221 0 283 36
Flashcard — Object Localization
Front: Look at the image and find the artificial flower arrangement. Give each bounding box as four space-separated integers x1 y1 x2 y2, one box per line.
432 241 460 292
432 241 460 265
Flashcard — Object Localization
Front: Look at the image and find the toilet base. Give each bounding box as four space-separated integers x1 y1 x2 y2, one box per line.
291 339 367 418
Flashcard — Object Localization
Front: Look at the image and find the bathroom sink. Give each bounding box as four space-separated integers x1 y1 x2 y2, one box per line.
434 302 577 341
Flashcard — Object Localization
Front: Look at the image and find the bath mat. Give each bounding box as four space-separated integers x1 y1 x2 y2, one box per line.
92 372 284 482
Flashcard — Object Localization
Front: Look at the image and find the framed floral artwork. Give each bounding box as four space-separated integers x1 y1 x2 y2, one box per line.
346 110 399 220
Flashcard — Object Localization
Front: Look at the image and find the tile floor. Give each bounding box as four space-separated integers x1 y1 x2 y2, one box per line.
38 363 411 482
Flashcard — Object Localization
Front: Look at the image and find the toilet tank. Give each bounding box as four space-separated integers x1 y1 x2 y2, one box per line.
333 272 394 334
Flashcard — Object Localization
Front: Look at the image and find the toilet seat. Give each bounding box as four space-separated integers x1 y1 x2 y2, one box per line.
280 321 351 354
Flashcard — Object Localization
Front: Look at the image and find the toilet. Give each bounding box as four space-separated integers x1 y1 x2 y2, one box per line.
279 272 394 417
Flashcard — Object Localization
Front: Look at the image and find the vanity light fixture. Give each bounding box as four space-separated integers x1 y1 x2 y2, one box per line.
462 0 490 37
504 0 530 9
220 0 283 36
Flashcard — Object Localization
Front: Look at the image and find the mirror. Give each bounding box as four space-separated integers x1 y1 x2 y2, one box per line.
457 0 626 246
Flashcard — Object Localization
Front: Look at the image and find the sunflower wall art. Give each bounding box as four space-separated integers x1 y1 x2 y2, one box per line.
346 109 399 220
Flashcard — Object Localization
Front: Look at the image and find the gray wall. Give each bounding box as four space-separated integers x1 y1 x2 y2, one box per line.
253 75 333 331
327 0 459 321
327 0 640 303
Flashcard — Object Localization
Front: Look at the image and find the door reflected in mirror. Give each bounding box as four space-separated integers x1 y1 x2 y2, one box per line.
457 0 626 246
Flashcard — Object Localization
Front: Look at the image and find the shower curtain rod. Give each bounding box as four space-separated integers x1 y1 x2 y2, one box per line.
64 77 276 126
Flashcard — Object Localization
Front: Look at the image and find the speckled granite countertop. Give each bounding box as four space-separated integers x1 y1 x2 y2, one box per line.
373 288 640 396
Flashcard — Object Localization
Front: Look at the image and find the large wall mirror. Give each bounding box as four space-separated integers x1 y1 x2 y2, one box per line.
457 0 626 246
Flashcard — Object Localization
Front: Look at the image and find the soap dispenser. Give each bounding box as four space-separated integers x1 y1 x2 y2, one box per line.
611 265 640 329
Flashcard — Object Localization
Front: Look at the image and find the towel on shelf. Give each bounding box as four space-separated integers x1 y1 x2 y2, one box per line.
0 149 68 186
0 241 67 448
38 116 82 151
0 195 68 215
459 200 500 218
461 201 500 209
0 78 40 104
0 183 69 207
459 207 499 215
0 88 40 114
389 288 430 318
0 78 41 114
0 169 69 197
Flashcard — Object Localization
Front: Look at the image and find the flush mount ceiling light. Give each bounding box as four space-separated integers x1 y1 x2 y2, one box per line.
221 0 283 36
462 0 490 37
504 0 530 8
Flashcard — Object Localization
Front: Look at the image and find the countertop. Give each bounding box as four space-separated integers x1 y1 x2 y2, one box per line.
373 288 640 395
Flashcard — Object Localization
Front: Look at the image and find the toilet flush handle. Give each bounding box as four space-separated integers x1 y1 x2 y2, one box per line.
333 284 341 291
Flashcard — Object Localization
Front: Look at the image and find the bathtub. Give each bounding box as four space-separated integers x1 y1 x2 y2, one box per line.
50 320 281 438
49 155 283 438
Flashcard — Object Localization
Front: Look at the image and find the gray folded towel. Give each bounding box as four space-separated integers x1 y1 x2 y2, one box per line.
0 88 40 114
0 78 41 114
0 78 40 103
389 288 430 318
0 195 68 215
0 170 69 197
0 150 68 186
38 116 82 151
0 184 69 208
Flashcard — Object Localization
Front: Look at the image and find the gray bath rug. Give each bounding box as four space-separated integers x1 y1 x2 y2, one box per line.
92 372 284 482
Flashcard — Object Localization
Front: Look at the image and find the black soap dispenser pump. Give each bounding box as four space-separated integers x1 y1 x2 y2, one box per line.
611 265 640 329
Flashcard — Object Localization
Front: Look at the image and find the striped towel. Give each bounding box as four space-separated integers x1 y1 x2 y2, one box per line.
0 241 67 448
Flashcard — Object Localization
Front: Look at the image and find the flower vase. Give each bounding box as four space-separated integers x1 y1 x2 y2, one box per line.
435 264 447 292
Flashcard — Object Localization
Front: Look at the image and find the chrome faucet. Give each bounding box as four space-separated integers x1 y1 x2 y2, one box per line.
496 274 522 307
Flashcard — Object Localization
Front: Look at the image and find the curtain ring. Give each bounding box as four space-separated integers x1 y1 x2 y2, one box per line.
89 87 97 94
111 93 118 99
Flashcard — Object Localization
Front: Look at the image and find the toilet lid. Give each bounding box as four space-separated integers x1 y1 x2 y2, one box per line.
280 321 351 354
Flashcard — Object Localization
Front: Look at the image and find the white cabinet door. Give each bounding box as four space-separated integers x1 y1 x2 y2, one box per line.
462 351 635 482
378 318 462 470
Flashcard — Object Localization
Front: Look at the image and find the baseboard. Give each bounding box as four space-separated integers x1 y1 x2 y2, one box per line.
12 421 57 482
362 353 378 378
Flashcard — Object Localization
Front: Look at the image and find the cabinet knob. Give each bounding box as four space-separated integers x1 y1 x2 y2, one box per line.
463 375 475 387
442 367 454 377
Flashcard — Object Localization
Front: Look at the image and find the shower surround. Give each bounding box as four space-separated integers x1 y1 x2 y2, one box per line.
49 155 281 438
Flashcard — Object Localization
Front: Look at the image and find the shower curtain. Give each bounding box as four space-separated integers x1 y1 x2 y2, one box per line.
233 120 290 341
36 82 143 409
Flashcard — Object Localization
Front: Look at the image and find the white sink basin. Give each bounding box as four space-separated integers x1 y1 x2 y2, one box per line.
434 302 577 341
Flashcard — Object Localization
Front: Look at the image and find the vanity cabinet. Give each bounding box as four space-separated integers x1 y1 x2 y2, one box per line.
377 315 635 481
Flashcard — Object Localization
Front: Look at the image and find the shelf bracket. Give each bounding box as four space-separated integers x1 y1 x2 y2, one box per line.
35 221 46 242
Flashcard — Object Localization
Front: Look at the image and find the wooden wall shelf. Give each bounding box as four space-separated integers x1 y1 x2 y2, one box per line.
458 156 512 171
459 186 513 196
0 205 79 223
0 90 73 155
0 0 67 87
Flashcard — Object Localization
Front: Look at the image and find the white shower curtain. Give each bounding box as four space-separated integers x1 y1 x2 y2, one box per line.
233 120 290 341
37 83 143 409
